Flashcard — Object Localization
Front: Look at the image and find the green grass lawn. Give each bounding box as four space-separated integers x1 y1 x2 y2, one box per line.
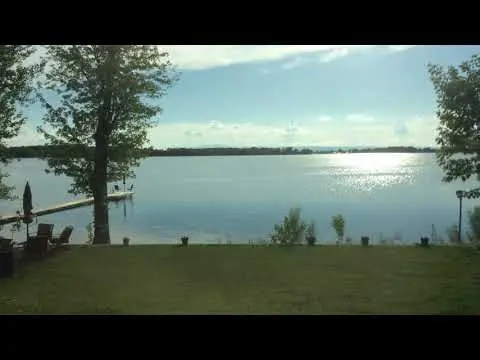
1 245 479 314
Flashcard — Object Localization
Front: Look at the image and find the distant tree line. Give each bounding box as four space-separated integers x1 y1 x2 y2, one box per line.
5 145 144 160
344 146 436 154
5 145 436 159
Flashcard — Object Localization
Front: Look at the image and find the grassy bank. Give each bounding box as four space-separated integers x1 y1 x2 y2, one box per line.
1 245 479 314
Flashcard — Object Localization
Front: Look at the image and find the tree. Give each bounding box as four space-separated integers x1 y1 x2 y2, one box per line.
0 45 44 200
38 46 178 244
428 55 480 198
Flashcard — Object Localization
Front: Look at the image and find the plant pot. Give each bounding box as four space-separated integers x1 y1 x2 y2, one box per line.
420 237 430 247
306 236 316 246
361 236 369 247
0 249 15 278
181 237 189 246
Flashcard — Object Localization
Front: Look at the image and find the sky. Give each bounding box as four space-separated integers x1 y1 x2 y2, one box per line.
9 45 480 149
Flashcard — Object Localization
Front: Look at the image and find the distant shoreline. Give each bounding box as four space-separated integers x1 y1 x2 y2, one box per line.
5 145 437 159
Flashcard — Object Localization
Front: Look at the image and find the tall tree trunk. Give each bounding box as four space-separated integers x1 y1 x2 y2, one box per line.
93 135 110 245
92 45 115 245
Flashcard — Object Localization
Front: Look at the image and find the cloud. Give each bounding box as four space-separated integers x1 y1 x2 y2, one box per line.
160 45 418 71
184 129 202 137
282 122 303 143
345 114 376 123
319 47 351 63
394 121 408 136
25 46 418 74
24 46 418 75
5 125 45 147
144 115 439 148
208 120 224 130
387 45 416 52
7 114 439 149
281 57 312 70
317 115 333 123
284 123 300 134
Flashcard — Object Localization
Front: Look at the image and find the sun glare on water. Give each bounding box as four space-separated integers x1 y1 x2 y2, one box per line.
332 153 416 173
325 153 418 192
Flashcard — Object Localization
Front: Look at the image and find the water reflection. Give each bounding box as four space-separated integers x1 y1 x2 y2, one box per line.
1 155 478 245
325 153 417 173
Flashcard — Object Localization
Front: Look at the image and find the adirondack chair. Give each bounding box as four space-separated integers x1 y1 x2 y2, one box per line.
25 223 54 258
51 225 73 246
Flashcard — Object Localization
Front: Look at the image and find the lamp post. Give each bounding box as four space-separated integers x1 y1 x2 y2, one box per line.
456 190 465 243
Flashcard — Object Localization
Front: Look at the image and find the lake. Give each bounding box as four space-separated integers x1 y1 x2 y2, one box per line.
0 153 478 245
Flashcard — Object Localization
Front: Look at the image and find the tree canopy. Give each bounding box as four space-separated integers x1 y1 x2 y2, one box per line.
428 55 480 196
38 45 178 243
0 45 44 199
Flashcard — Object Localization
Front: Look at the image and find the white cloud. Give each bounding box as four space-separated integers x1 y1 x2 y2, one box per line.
317 115 333 123
208 120 224 130
387 45 416 52
5 126 45 147
319 47 351 63
25 45 418 74
345 114 376 123
184 129 202 137
7 115 439 149
160 45 418 71
143 115 438 148
281 57 312 70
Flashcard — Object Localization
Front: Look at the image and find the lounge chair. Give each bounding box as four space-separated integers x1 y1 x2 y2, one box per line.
51 225 74 246
24 223 54 258
28 223 54 240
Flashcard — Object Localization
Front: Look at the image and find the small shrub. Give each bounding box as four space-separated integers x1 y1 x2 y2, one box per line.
446 224 460 244
270 208 307 246
467 206 480 247
331 214 345 245
305 221 317 246
85 222 94 246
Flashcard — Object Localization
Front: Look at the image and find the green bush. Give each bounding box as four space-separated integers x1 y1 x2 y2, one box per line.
305 221 317 245
270 208 307 246
331 214 345 244
85 222 94 246
446 224 459 244
467 206 480 247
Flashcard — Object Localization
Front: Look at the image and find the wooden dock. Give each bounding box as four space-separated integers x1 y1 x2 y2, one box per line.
0 191 134 226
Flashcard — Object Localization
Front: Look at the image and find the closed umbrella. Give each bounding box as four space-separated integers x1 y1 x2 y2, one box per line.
22 181 34 239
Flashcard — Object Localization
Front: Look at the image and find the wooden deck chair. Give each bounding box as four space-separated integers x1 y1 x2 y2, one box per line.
25 223 54 258
51 225 74 246
29 223 54 240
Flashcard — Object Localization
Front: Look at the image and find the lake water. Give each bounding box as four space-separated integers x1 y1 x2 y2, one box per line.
0 154 478 245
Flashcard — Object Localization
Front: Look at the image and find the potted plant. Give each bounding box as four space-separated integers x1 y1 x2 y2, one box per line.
361 236 370 247
0 236 14 278
181 236 189 246
305 221 316 246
